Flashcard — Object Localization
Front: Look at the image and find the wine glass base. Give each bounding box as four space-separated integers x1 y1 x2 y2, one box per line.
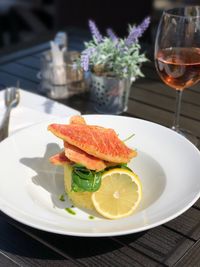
171 127 199 146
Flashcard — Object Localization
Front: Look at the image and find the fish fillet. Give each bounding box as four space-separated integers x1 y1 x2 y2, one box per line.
64 142 107 171
49 151 70 165
48 124 136 163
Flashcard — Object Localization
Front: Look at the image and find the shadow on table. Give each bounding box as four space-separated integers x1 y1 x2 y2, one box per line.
0 210 147 260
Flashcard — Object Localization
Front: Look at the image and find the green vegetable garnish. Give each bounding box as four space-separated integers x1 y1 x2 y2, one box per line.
71 163 133 193
71 164 102 192
105 163 133 172
123 133 135 142
117 163 133 172
59 194 65 201
65 208 76 215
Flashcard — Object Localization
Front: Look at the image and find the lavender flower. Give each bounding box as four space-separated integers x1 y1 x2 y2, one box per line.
125 17 150 46
106 28 118 42
88 20 103 43
139 16 150 35
81 47 96 71
77 18 149 79
125 26 140 46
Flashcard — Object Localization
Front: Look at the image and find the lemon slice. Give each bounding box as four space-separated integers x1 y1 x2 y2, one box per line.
91 168 142 219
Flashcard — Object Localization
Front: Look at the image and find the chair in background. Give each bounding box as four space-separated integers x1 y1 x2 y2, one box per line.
0 0 54 49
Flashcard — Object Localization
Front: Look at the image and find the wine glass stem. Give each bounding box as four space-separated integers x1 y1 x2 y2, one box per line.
172 89 183 132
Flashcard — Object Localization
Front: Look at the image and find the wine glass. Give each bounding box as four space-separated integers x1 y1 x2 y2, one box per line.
155 6 200 144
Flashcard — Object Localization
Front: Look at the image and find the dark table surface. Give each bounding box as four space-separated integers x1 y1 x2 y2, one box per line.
0 32 200 267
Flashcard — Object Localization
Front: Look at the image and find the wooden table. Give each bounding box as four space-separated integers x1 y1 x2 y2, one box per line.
0 33 200 267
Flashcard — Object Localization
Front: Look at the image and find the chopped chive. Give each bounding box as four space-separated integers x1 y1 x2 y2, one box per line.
59 194 65 201
123 133 135 142
89 215 95 220
65 208 76 215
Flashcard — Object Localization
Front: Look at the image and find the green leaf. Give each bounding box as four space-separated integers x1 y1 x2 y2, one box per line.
71 165 102 192
74 169 94 180
72 163 85 168
105 163 133 172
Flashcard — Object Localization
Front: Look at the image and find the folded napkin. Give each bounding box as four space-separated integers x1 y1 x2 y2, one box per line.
0 89 80 135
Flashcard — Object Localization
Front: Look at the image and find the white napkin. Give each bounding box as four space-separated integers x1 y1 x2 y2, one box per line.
0 89 80 135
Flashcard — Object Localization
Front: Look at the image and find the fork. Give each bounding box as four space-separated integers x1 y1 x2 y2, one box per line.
0 86 20 141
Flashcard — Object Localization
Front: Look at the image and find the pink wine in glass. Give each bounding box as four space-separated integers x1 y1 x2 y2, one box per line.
155 47 200 90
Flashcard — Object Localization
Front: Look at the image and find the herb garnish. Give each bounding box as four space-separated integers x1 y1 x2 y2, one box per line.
105 163 133 173
71 164 102 192
71 163 133 193
65 208 76 215
59 194 65 201
123 133 135 142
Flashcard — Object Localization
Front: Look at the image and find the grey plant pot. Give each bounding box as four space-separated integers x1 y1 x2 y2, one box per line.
90 73 132 114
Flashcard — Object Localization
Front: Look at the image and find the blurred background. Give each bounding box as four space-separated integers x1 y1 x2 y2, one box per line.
0 0 199 57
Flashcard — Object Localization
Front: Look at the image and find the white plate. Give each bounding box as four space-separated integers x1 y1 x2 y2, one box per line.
0 115 200 237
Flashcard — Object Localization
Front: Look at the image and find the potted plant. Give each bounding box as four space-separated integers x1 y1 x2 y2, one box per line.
78 18 150 114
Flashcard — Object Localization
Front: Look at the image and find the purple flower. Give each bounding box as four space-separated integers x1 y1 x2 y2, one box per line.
81 47 96 71
125 17 150 46
88 20 103 43
106 28 118 42
139 16 151 35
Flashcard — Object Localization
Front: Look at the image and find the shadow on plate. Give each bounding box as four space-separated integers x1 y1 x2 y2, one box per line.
132 150 167 212
20 142 102 219
20 143 71 208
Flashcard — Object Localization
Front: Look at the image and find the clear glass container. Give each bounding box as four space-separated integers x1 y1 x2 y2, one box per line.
39 51 86 99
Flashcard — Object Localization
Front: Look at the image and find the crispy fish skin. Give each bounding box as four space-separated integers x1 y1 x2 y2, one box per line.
64 142 107 171
48 124 136 163
49 151 71 165
49 116 87 167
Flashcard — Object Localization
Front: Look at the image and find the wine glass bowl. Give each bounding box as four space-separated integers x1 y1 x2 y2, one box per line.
155 6 200 144
156 47 200 90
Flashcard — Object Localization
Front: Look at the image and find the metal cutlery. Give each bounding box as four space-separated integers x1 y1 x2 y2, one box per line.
0 86 20 141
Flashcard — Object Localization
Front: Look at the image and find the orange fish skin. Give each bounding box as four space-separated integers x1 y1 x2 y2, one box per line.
49 151 71 165
48 124 136 163
64 142 107 171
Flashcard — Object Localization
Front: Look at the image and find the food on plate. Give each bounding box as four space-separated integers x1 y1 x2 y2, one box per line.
48 123 136 163
64 164 94 210
92 168 142 219
49 151 70 165
48 115 141 219
64 142 107 171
